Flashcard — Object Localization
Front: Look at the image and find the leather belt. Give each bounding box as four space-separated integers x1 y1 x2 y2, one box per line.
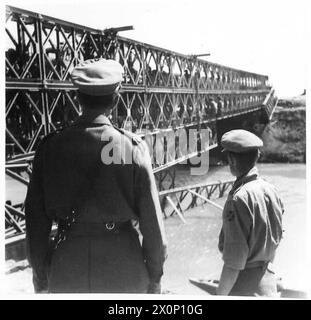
64 220 133 237
245 261 269 269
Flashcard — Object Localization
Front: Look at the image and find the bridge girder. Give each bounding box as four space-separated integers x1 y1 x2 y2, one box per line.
5 5 278 238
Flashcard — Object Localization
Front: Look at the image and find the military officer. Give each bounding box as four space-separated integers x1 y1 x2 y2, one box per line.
25 58 167 293
216 129 284 296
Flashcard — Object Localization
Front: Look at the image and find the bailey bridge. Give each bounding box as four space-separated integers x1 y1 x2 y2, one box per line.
5 6 278 245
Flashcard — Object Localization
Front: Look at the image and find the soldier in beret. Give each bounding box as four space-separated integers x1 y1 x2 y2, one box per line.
216 129 284 296
25 58 167 293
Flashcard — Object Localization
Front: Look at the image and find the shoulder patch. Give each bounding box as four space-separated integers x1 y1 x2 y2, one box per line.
226 209 235 222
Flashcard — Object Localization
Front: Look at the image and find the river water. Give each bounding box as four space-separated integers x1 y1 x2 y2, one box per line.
5 163 308 295
162 163 308 294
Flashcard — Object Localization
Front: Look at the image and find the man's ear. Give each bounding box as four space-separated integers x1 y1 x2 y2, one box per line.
112 92 119 109
228 153 238 171
227 152 233 165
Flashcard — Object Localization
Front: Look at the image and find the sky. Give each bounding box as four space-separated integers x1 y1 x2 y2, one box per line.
4 0 310 97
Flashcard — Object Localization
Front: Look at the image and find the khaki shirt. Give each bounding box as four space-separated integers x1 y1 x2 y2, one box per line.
218 167 284 270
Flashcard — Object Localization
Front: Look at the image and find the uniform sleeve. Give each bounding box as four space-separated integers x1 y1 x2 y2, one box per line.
221 197 252 270
280 196 285 237
134 141 168 283
25 141 52 293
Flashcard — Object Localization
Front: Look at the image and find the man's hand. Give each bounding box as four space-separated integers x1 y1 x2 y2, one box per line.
36 289 48 294
33 277 48 294
148 282 161 294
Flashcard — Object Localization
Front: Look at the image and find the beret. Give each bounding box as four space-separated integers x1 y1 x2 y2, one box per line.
221 129 263 153
70 58 124 96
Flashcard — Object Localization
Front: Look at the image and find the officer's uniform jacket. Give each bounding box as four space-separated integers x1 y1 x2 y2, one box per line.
218 167 284 270
25 114 167 293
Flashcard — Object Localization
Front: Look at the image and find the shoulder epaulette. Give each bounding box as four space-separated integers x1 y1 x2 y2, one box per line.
231 186 243 200
113 126 143 145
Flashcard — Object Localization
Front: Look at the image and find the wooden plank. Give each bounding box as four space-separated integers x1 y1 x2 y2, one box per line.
189 278 218 295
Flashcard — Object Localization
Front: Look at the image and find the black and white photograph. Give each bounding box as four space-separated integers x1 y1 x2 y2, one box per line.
2 0 310 300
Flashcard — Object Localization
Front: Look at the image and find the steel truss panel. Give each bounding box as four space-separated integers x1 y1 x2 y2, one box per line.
159 179 235 220
5 5 277 238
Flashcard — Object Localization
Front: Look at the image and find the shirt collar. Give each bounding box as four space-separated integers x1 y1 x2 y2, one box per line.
230 166 259 195
74 113 113 126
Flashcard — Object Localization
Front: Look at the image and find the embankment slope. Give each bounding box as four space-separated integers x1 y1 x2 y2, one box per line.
260 95 306 163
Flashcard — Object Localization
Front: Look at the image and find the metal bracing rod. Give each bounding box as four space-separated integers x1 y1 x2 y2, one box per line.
160 180 234 220
6 128 26 154
6 163 29 169
5 209 24 233
187 189 223 210
166 195 187 224
6 169 29 186
6 152 35 163
159 179 234 197
5 203 25 219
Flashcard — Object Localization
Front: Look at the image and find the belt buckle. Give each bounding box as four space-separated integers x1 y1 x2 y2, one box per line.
105 222 115 231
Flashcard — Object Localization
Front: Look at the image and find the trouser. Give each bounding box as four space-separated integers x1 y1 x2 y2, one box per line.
229 263 278 297
48 221 150 293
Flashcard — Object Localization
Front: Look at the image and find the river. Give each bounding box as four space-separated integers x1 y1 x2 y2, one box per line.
162 163 308 294
5 163 308 295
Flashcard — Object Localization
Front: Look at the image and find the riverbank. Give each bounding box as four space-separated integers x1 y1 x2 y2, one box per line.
260 95 306 163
